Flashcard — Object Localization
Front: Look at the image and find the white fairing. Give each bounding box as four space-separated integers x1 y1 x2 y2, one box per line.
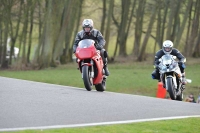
159 54 182 89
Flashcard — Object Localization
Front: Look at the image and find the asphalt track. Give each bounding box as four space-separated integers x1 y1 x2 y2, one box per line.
0 77 200 132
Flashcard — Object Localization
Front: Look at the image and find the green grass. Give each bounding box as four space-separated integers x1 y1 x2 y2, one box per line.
1 61 200 133
0 61 200 98
4 118 200 133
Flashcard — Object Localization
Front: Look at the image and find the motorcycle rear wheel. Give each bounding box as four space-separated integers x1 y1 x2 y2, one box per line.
95 77 106 92
82 65 93 91
167 77 176 100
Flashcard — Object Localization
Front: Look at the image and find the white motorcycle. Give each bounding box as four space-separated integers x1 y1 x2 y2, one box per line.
158 54 185 101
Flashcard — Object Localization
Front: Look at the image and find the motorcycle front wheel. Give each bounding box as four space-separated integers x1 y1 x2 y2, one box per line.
82 65 93 91
167 77 176 100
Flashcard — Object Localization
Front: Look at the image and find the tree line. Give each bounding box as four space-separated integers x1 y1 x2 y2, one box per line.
0 0 200 69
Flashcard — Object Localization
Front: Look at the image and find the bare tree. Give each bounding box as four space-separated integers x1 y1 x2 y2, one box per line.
118 0 131 56
137 4 157 61
52 0 72 65
165 0 177 40
100 0 106 35
159 0 169 48
27 0 36 63
104 0 114 51
38 0 53 68
170 0 182 42
62 0 83 64
8 0 23 65
185 0 200 57
133 0 146 57
174 0 193 47
1 0 11 68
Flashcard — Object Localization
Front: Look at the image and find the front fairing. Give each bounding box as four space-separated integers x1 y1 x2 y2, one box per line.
159 62 179 74
159 55 182 88
158 54 179 74
75 39 96 59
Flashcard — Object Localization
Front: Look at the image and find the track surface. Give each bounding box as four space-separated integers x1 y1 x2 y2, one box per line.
0 77 200 131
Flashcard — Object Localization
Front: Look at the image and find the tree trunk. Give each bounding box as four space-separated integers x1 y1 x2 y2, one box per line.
52 0 72 64
40 0 54 68
133 0 146 57
174 0 193 48
104 0 114 51
160 0 169 48
185 0 199 57
27 0 35 63
170 0 182 42
165 0 176 40
155 3 162 52
184 0 193 56
137 5 157 61
63 0 80 64
118 0 131 56
100 0 106 35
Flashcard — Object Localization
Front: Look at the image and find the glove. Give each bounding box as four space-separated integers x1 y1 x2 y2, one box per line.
178 61 186 68
178 61 184 65
96 44 103 50
154 65 159 70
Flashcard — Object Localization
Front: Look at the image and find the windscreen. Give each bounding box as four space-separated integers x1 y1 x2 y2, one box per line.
162 55 172 65
78 39 95 48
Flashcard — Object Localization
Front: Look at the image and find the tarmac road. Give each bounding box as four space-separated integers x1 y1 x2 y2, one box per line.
0 77 200 131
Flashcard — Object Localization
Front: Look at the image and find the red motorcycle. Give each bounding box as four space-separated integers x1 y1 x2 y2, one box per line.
75 39 106 92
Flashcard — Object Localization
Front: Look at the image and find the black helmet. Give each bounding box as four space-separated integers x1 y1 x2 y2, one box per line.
82 19 94 33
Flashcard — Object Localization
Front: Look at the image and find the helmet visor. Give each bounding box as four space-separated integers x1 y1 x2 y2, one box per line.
84 27 90 32
164 47 171 52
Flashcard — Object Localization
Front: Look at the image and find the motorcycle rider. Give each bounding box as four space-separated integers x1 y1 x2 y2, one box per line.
151 40 187 85
73 19 110 76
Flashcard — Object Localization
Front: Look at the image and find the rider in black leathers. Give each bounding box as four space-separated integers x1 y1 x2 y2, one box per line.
151 40 187 85
73 19 110 76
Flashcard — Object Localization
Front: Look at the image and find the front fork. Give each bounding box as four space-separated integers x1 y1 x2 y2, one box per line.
164 73 183 95
163 73 177 90
81 60 94 78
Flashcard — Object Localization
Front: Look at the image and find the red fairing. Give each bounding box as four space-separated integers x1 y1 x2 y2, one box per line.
76 44 96 59
92 51 104 84
75 39 104 84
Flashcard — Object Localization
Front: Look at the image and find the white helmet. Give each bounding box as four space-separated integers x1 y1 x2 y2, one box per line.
162 40 173 54
82 19 94 33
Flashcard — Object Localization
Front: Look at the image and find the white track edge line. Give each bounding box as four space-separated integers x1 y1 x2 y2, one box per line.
0 115 200 132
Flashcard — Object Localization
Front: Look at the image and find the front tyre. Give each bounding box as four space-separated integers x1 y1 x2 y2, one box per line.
82 65 93 91
167 77 176 100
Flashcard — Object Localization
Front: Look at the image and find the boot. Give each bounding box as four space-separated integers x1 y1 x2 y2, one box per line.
182 73 187 85
104 64 110 76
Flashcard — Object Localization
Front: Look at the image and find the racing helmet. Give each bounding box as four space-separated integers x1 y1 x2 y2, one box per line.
162 40 173 54
82 19 94 33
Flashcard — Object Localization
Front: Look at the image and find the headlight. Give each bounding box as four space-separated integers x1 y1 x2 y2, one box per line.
162 65 166 70
170 65 174 69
